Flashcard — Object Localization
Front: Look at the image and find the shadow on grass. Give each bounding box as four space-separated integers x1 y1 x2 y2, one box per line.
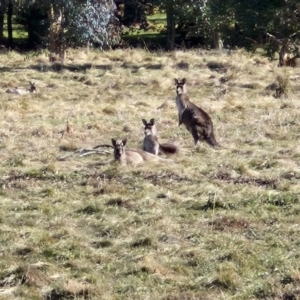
0 61 165 74
0 62 166 74
121 62 164 72
0 63 113 74
30 62 113 73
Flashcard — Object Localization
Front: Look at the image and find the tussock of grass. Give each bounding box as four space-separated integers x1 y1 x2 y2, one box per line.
0 48 300 299
59 143 78 152
102 106 118 115
207 60 228 72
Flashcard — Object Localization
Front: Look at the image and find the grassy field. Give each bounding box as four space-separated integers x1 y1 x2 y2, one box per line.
0 48 300 299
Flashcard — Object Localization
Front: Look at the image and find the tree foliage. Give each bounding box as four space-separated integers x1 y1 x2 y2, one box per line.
64 0 120 48
13 0 120 51
2 0 300 53
121 0 147 27
161 0 300 51
15 3 48 48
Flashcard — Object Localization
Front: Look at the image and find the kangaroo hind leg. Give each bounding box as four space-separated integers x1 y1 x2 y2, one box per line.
191 127 201 147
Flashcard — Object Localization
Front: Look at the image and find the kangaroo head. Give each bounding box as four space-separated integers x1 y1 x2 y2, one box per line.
142 118 157 136
29 82 37 93
174 78 187 95
112 138 127 159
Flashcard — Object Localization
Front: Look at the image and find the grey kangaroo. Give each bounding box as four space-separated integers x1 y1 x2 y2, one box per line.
112 138 173 165
142 118 178 155
6 82 36 95
174 78 221 147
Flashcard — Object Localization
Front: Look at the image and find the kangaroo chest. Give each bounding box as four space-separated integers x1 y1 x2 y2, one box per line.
143 135 159 154
176 94 189 117
144 135 158 147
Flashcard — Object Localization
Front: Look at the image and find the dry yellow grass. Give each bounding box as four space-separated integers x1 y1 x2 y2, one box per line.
0 48 300 299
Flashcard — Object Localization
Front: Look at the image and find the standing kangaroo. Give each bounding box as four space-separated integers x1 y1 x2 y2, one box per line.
112 138 173 165
174 78 221 147
142 118 178 155
6 82 36 95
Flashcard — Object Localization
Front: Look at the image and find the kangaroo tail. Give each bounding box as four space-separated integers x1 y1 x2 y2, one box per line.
159 143 179 155
206 134 222 148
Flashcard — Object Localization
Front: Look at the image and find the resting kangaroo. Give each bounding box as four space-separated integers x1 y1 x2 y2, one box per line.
6 82 36 95
174 78 221 147
142 118 178 155
112 138 173 165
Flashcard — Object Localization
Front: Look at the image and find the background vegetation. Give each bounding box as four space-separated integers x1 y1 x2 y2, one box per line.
0 0 299 54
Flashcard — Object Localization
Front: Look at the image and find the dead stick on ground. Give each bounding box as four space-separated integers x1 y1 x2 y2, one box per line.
79 149 112 157
93 144 114 149
58 146 113 161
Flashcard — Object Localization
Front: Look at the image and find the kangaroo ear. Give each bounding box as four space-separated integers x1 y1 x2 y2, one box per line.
142 119 147 126
182 78 186 84
122 138 127 146
150 118 155 125
174 78 178 85
111 138 116 147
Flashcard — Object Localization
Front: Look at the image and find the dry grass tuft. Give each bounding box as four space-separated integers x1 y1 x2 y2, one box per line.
207 60 228 73
210 216 250 231
275 71 291 97
102 106 118 115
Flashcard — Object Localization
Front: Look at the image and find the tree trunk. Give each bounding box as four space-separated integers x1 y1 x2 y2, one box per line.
279 39 290 67
7 0 13 46
0 0 6 43
166 0 175 50
213 31 223 50
48 5 65 61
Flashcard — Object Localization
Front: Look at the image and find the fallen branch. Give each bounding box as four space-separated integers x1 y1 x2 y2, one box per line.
58 146 113 161
93 144 114 149
79 149 112 157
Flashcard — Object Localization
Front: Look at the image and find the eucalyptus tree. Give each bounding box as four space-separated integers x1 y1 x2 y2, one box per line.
64 0 121 49
14 0 120 54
